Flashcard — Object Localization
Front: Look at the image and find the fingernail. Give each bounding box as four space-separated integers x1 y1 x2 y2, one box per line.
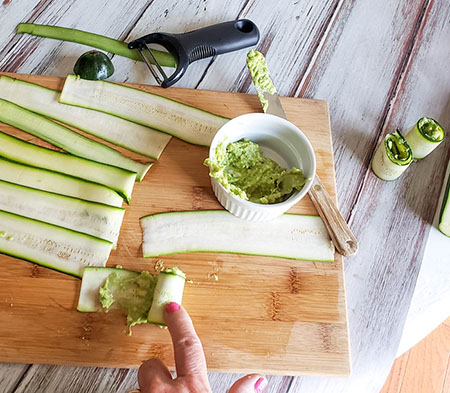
166 302 180 313
254 377 267 393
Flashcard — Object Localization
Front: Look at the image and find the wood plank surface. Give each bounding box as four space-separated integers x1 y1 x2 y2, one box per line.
1 0 449 392
0 73 349 377
381 318 450 393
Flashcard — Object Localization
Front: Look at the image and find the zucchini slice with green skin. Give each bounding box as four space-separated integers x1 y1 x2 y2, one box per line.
0 179 125 248
405 117 445 160
60 75 229 146
371 129 413 181
0 157 123 207
0 131 136 202
140 210 335 261
0 76 171 160
147 268 186 326
16 23 176 68
78 267 139 312
0 98 151 181
439 161 450 237
0 210 112 277
78 267 185 327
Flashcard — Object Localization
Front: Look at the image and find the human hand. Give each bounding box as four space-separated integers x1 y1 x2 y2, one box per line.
136 302 268 393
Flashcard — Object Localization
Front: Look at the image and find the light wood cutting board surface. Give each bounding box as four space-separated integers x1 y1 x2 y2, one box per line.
0 73 349 376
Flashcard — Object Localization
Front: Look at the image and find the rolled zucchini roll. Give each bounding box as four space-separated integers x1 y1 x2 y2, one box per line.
371 129 413 181
405 117 445 160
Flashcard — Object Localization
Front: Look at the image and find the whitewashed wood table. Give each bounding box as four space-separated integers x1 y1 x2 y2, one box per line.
0 0 449 392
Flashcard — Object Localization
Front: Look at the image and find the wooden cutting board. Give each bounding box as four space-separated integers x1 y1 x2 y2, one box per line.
0 73 350 376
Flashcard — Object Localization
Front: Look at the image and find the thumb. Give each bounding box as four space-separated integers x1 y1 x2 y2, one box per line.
228 374 268 393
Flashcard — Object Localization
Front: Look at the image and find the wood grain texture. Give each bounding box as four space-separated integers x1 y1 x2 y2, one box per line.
380 318 450 393
0 0 449 392
0 73 349 377
288 0 450 392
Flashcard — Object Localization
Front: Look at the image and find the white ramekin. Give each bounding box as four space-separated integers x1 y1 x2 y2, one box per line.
208 113 316 221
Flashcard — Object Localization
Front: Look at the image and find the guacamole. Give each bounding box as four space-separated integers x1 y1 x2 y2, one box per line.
246 49 277 112
205 138 306 204
100 271 157 327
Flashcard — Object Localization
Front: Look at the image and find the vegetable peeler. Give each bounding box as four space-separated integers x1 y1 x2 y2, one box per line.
128 19 259 88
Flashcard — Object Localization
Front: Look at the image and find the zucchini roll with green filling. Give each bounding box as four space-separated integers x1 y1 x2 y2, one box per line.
371 129 413 181
405 117 445 160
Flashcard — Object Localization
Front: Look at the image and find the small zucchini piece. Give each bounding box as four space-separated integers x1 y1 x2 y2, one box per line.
74 50 114 80
371 129 413 181
405 117 445 160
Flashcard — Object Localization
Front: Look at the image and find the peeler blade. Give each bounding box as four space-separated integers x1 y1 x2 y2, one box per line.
137 44 168 86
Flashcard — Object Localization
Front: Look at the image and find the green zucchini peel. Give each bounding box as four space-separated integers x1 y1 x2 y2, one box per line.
16 23 176 68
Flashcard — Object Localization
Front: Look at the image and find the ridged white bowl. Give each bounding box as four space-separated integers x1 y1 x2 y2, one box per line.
208 113 316 221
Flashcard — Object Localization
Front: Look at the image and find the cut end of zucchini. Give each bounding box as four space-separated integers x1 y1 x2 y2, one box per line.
405 117 445 160
371 129 412 181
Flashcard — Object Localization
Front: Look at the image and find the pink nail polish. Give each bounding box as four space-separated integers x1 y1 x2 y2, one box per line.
254 377 267 393
166 302 180 313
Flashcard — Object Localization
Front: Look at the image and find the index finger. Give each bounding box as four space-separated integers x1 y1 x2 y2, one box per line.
164 302 208 378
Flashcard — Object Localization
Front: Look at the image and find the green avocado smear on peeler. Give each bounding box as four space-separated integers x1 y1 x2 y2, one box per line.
205 138 306 204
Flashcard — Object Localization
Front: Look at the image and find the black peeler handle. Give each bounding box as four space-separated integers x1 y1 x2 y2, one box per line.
128 19 260 88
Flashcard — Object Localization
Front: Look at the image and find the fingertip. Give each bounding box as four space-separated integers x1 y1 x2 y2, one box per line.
165 301 180 314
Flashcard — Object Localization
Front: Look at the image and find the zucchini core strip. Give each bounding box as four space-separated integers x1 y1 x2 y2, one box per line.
0 131 136 202
0 76 172 160
405 117 445 160
0 210 112 277
371 129 413 181
140 210 335 262
16 23 176 68
0 179 125 248
0 158 123 208
0 98 151 181
60 75 229 146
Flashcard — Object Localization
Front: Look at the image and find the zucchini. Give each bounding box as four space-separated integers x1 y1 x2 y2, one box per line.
0 98 151 181
0 179 125 248
78 267 139 312
439 160 450 236
60 75 229 146
77 266 185 327
74 50 114 80
140 210 335 261
147 267 186 326
0 76 171 160
0 131 136 202
405 117 445 160
0 157 123 207
371 129 413 181
0 209 112 277
16 23 176 67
